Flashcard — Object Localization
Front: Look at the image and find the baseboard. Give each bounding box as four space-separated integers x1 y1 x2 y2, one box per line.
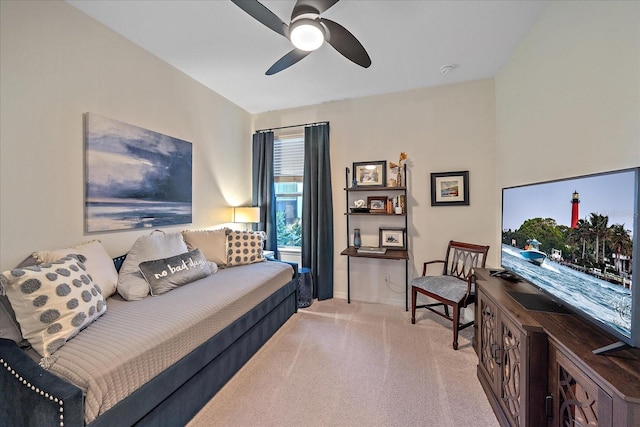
332 292 406 308
333 292 475 321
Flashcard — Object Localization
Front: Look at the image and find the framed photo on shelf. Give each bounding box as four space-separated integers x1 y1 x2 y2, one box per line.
353 160 386 187
379 227 406 250
430 171 469 206
367 196 387 213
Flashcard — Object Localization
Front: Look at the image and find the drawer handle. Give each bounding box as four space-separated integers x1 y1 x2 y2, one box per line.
492 343 502 365
545 394 553 418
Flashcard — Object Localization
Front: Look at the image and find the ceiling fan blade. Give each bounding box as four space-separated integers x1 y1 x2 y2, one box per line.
291 0 340 20
321 18 371 68
231 0 289 38
266 49 312 75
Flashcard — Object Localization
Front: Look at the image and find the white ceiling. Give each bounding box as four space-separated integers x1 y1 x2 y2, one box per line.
66 0 548 114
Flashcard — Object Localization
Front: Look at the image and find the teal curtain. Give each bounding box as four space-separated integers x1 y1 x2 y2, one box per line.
252 131 278 257
302 124 333 300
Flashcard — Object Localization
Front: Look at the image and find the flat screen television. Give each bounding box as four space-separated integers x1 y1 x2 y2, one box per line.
500 167 640 354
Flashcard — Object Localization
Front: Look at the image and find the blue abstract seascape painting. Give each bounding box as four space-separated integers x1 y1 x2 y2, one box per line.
85 113 193 232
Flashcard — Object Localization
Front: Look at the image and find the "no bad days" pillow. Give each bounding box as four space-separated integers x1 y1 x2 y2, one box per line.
139 249 212 296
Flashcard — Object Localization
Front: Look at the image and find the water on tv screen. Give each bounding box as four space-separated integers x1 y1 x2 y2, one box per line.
501 168 638 342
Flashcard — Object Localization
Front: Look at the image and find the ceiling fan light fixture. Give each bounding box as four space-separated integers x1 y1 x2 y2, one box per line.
289 19 325 51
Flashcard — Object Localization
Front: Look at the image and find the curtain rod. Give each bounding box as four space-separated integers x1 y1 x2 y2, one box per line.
255 121 329 133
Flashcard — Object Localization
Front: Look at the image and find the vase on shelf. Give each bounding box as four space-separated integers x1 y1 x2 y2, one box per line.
353 229 362 248
396 170 402 187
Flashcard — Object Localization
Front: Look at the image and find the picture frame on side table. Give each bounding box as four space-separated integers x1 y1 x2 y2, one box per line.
353 161 387 187
430 171 469 206
367 196 388 213
379 227 406 250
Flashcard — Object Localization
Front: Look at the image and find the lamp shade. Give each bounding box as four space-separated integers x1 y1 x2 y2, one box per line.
233 207 260 223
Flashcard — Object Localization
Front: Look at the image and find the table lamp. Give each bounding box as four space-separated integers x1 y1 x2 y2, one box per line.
233 207 260 231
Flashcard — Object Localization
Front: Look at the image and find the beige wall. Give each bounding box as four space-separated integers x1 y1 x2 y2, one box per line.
496 0 639 188
494 0 640 269
254 80 498 306
0 1 252 271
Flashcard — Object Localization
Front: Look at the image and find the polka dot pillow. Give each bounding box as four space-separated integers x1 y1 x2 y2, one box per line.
0 254 107 358
226 230 266 267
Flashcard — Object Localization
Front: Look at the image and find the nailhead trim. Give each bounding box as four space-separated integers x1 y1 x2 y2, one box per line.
1 357 65 426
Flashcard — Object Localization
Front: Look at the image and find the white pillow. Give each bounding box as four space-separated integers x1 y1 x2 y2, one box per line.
117 232 188 300
35 240 118 298
0 255 107 358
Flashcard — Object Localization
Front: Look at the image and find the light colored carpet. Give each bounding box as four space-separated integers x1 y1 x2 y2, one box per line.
187 299 499 427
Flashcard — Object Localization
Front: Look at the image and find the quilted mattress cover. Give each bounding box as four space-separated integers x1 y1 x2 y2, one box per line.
44 261 293 424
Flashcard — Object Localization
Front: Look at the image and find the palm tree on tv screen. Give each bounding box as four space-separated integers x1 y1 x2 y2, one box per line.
609 223 633 274
588 213 609 263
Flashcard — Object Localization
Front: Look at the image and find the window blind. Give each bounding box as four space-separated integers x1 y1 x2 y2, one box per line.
274 137 304 182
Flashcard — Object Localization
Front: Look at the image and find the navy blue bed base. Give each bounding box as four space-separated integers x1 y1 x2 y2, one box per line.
0 256 298 427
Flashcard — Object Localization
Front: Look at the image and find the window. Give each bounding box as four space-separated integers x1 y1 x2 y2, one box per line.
274 131 304 247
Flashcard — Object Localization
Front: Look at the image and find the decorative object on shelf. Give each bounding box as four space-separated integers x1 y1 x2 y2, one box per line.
367 196 387 213
389 152 408 187
430 171 469 206
388 194 406 214
352 160 386 187
350 199 369 213
379 227 407 250
357 246 386 254
353 228 362 248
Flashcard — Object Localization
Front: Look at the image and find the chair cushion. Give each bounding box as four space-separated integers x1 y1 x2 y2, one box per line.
410 275 473 303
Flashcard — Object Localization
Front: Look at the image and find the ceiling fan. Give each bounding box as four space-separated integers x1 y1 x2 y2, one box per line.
231 0 372 75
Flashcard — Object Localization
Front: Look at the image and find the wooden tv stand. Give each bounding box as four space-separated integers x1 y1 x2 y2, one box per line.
474 269 640 427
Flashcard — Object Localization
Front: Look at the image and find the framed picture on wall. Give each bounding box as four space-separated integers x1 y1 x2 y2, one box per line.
84 113 193 232
353 161 386 187
430 171 469 206
379 227 406 249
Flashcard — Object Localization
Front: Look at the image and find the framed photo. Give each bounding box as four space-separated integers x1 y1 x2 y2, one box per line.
431 171 469 206
353 160 386 187
367 196 387 213
379 227 406 249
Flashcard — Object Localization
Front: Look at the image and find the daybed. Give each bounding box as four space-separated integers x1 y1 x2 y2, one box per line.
0 230 298 426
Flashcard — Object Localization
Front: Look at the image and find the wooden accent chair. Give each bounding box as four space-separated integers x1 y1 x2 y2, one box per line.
411 240 490 350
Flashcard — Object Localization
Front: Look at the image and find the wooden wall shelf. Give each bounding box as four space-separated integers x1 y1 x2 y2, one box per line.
340 246 409 261
342 165 410 309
